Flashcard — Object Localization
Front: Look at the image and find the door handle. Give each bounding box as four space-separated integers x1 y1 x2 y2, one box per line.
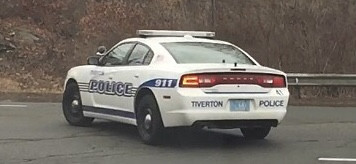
108 76 113 80
134 74 139 78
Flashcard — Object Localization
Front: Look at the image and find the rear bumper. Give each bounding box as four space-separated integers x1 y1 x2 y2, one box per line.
163 109 286 127
193 119 279 129
152 87 289 128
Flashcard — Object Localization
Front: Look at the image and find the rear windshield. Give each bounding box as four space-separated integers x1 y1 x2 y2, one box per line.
161 42 255 65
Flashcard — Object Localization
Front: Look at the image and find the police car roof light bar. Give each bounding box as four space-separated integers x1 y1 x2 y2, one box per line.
137 30 215 38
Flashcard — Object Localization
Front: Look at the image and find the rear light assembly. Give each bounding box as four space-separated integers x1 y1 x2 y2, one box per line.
181 75 199 87
179 73 286 88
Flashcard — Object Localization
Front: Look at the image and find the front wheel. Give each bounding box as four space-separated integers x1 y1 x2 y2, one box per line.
241 127 271 140
62 82 94 126
136 95 165 145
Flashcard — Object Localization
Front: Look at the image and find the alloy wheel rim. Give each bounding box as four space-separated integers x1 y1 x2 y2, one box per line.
70 94 80 115
143 112 152 130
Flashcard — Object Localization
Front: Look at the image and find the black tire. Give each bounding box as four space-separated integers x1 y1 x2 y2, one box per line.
241 127 271 140
136 95 165 145
62 82 94 126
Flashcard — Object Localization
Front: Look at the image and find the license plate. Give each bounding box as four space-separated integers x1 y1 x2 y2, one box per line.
230 100 250 111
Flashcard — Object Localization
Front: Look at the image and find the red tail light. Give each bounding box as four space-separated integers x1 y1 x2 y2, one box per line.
256 76 286 88
181 75 199 87
179 73 286 88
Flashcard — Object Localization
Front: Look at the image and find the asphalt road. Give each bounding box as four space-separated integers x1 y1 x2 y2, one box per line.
0 102 355 164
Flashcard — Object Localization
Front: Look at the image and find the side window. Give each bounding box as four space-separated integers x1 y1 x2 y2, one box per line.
105 43 134 66
127 44 150 65
143 51 154 65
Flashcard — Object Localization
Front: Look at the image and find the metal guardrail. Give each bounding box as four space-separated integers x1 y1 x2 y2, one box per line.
287 74 356 86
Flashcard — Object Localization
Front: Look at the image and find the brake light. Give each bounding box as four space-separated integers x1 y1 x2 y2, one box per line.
198 75 217 87
181 75 199 87
256 76 286 88
272 76 286 87
180 75 218 88
179 73 286 88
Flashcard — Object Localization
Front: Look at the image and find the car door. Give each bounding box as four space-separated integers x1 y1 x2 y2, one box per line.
108 43 153 111
89 42 135 111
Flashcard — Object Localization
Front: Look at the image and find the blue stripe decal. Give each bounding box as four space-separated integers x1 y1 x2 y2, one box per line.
82 106 135 119
139 79 178 88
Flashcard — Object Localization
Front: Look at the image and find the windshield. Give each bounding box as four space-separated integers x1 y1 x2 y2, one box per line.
161 42 255 65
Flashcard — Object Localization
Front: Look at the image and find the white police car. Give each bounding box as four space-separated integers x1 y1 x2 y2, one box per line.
62 30 289 144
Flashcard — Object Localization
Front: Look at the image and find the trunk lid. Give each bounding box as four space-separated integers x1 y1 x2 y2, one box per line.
178 64 286 94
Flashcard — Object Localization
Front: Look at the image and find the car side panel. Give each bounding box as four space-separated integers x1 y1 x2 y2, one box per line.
65 65 97 107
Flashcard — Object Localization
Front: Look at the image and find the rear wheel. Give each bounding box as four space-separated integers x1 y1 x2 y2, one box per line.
62 82 94 126
136 95 165 145
241 127 271 140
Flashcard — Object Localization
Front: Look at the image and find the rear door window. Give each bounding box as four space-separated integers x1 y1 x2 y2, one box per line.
127 44 151 65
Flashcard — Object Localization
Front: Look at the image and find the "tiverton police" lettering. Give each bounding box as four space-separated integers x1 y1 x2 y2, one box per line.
259 100 284 107
191 101 223 108
88 80 136 97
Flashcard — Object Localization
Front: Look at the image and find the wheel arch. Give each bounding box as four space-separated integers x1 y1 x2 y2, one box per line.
65 78 78 88
134 87 159 116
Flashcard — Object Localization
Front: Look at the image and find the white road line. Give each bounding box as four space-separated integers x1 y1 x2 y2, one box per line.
0 105 27 108
318 158 356 162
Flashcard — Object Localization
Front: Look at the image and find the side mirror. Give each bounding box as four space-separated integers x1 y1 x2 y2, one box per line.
87 56 100 65
96 46 107 56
